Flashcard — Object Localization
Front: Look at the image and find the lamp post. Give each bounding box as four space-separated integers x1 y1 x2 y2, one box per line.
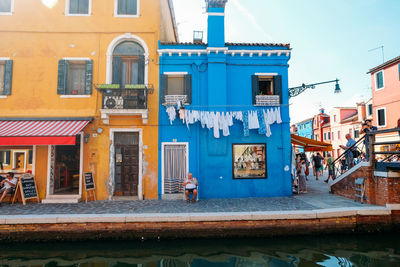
289 78 341 98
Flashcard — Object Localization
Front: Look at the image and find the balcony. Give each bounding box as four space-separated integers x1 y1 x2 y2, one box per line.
96 84 153 125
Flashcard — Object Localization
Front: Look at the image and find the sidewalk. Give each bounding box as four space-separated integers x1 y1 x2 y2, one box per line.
0 172 378 216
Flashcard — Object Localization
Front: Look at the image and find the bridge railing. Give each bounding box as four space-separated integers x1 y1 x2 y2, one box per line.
369 127 400 172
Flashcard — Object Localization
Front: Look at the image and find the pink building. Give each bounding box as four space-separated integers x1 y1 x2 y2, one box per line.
368 56 400 149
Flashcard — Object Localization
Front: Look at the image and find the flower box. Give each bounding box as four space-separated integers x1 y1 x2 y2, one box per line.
255 95 280 106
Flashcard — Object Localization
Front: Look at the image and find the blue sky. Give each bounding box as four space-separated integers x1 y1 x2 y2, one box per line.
172 0 400 123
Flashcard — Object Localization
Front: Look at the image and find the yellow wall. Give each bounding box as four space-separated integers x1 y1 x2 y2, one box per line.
0 0 177 201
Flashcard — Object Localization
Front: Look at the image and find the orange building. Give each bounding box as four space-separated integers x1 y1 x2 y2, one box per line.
368 55 400 151
0 0 177 202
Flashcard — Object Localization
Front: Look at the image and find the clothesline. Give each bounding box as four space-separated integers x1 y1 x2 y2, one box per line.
165 106 282 139
180 104 290 109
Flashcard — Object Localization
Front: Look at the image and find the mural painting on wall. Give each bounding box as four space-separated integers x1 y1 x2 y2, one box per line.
232 144 267 179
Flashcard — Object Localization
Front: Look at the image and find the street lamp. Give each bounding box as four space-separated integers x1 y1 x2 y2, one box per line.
289 78 341 98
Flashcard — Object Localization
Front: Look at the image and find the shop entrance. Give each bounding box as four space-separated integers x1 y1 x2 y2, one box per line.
53 136 81 195
114 132 139 196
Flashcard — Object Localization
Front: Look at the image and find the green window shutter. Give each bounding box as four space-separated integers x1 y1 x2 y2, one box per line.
184 74 192 104
28 150 33 164
160 74 168 104
112 56 122 85
398 63 400 80
137 55 145 84
84 60 93 95
0 151 3 163
4 60 13 95
5 150 10 165
251 75 259 104
273 75 282 104
57 60 68 94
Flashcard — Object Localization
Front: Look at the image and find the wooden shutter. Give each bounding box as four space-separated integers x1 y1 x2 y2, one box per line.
5 150 10 165
137 55 145 84
57 60 68 94
251 75 259 105
184 74 192 104
4 60 13 95
28 150 33 164
84 60 93 94
160 74 168 104
273 75 282 104
112 56 122 85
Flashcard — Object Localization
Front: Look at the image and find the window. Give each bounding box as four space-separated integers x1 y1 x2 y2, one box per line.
375 70 384 90
161 73 192 104
67 0 90 15
0 150 10 165
334 115 336 122
331 132 334 141
354 130 359 138
338 131 340 140
367 104 373 116
112 41 145 86
377 108 386 127
323 133 326 141
115 0 138 16
0 0 12 14
398 63 400 80
252 75 282 105
57 59 93 95
315 134 318 140
328 132 331 140
0 60 12 95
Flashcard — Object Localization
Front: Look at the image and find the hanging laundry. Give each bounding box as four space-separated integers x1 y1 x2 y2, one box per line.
276 107 282 123
242 111 249 137
257 110 266 135
248 110 260 130
179 108 185 123
227 112 233 126
213 112 220 138
166 106 176 125
263 109 272 137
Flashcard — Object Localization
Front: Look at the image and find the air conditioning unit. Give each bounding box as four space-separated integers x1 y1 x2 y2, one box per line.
103 96 123 109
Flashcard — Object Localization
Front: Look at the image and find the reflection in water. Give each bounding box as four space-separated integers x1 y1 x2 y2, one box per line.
0 233 400 266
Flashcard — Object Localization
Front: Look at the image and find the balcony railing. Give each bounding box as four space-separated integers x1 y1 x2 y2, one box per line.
96 84 154 110
96 84 153 125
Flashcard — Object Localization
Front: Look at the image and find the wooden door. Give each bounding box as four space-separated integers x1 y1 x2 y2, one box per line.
114 132 139 196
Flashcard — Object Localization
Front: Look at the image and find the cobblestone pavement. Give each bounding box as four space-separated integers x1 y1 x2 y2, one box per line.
0 172 373 215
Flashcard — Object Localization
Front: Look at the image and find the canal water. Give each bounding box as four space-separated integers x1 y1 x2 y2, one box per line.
1 233 399 266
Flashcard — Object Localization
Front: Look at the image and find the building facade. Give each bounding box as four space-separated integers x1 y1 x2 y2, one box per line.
296 118 313 140
0 0 177 202
368 55 400 152
312 109 330 142
158 0 292 199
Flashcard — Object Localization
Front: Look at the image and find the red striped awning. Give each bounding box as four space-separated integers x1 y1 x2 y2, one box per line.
0 120 90 145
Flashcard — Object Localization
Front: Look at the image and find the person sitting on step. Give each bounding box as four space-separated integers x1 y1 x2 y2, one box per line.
183 172 198 203
0 172 18 203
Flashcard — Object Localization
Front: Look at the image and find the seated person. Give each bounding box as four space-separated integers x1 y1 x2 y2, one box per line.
0 172 18 203
183 172 198 203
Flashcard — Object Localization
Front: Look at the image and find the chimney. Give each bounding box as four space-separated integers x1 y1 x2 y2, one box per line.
205 0 227 47
356 102 366 122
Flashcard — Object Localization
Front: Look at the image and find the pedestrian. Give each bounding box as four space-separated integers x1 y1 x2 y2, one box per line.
298 159 307 193
313 152 322 180
324 153 334 183
311 153 317 177
362 119 377 161
340 134 356 170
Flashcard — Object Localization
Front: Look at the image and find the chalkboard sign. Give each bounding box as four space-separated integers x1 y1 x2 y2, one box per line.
84 172 95 190
12 175 40 205
21 177 38 199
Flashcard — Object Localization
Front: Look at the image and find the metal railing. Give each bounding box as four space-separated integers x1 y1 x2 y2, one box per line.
331 127 400 178
331 135 366 178
96 84 154 110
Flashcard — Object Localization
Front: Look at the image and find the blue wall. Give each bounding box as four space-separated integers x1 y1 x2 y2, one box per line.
158 1 292 199
296 119 313 139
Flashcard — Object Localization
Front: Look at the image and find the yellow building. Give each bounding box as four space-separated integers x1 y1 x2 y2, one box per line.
0 0 177 202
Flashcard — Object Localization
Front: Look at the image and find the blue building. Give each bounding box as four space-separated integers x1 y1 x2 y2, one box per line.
158 0 292 199
296 118 314 140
